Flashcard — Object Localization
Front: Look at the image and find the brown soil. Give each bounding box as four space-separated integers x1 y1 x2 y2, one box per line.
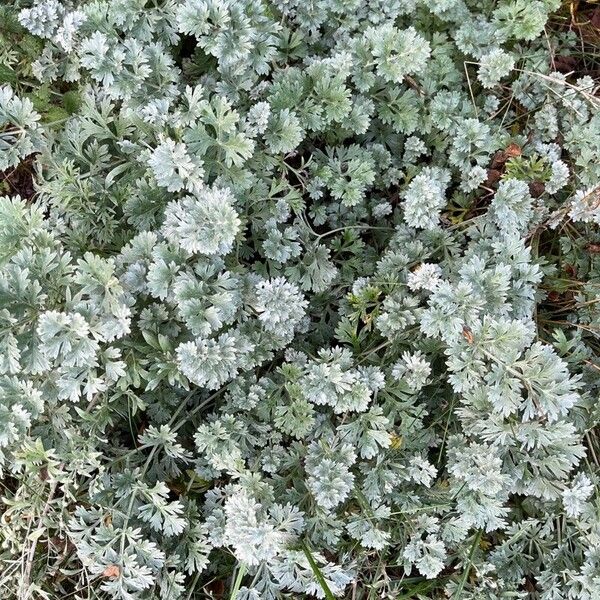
0 154 37 200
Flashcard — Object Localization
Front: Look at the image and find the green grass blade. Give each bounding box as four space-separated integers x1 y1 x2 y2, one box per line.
301 541 336 600
228 562 247 600
452 529 482 599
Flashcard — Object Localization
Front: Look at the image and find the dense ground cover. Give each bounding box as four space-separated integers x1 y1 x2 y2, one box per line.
1 0 600 598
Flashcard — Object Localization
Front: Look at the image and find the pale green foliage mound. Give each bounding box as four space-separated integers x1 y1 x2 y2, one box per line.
1 0 600 599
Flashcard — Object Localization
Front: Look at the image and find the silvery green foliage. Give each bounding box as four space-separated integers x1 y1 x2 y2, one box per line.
402 516 448 580
162 188 240 255
402 167 451 230
306 440 357 510
562 472 594 518
569 187 600 225
270 550 354 598
1 0 599 599
18 0 86 52
221 486 304 566
478 48 515 89
363 24 431 85
0 86 43 170
148 139 205 193
392 351 432 392
254 277 307 336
